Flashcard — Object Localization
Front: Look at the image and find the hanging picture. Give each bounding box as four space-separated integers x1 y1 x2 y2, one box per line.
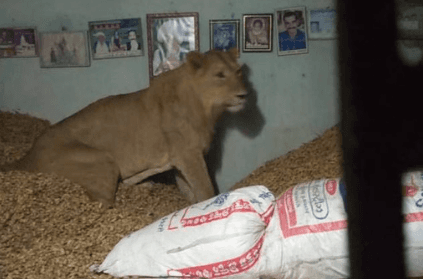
0 27 38 58
242 14 273 52
307 8 337 39
276 7 309 56
88 18 143 59
396 4 423 39
209 19 240 53
39 31 90 68
147 12 199 79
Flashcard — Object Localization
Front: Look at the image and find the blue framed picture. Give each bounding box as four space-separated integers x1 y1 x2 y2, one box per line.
88 18 143 60
209 19 240 53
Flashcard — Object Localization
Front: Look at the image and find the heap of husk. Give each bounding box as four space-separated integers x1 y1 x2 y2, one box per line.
0 111 343 279
231 124 343 198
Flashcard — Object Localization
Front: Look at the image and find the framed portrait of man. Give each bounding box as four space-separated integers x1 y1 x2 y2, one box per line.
88 18 143 60
276 7 309 56
242 14 273 52
209 19 240 53
146 12 199 79
0 27 38 58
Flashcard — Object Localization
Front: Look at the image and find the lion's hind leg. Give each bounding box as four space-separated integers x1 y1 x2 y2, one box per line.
46 142 121 208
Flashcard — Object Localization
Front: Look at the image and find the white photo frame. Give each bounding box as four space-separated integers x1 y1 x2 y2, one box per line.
88 18 144 60
39 31 90 68
307 7 338 40
276 7 309 56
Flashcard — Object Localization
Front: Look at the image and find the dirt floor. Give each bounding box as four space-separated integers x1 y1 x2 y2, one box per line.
0 111 343 279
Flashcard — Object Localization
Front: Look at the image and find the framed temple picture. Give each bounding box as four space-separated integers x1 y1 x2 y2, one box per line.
0 27 38 58
39 31 90 68
276 7 309 56
209 19 240 53
242 14 273 52
88 18 143 59
147 12 199 79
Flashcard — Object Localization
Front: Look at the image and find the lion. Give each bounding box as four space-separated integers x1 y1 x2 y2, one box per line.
0 48 248 208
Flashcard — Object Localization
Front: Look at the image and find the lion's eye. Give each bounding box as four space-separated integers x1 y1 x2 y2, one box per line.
216 72 225 78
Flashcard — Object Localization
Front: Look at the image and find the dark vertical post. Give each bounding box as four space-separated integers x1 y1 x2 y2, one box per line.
337 0 412 278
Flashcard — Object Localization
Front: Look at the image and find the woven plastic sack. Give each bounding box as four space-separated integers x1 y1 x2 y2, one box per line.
263 178 350 278
92 172 423 278
91 185 276 278
263 171 423 278
401 170 423 277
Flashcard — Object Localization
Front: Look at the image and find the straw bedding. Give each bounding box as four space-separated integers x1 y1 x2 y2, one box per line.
0 111 343 279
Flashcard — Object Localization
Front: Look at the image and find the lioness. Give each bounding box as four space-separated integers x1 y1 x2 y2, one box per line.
1 48 247 207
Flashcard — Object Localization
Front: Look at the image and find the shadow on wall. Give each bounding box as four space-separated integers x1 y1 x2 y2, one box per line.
205 63 266 193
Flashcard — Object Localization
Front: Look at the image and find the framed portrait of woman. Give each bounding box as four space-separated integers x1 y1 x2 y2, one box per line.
146 12 199 79
242 14 273 52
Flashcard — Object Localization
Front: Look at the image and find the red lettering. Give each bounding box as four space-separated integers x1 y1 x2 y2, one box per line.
325 180 337 195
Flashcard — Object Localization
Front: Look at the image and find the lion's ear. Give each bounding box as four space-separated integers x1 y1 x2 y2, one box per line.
228 48 239 60
186 51 204 71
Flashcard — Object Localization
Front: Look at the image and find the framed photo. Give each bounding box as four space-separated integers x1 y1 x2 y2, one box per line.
307 8 337 39
147 12 199 79
396 4 423 39
39 31 90 68
242 14 273 52
89 18 143 59
209 19 240 53
0 27 38 58
276 7 309 56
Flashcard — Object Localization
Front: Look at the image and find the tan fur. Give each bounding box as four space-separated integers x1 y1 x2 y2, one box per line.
1 48 247 207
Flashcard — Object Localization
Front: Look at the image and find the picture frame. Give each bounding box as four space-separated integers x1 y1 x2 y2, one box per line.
88 18 143 60
307 8 337 39
0 27 38 58
396 4 423 39
276 7 309 56
209 19 240 53
242 14 273 52
39 31 90 68
147 12 199 79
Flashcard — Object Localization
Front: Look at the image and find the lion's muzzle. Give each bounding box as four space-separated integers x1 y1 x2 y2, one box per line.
227 90 248 113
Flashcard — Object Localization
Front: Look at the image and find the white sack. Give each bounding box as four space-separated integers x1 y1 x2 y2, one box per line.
91 186 276 278
264 178 350 278
264 171 423 278
401 171 423 277
91 171 423 278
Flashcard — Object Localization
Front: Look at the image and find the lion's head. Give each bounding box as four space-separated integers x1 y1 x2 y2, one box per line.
184 48 248 115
